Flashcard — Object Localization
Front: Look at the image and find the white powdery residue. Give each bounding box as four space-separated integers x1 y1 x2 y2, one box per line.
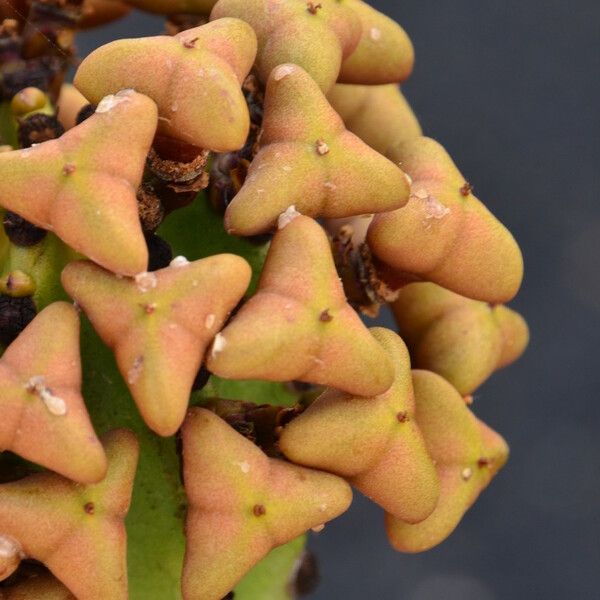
277 205 301 229
170 255 190 268
324 181 337 191
96 89 134 113
461 467 474 481
282 165 292 172
211 333 227 358
128 357 144 385
412 188 450 225
26 375 67 416
236 461 250 474
171 101 178 113
319 503 328 513
204 314 216 329
370 27 382 41
0 535 22 559
135 271 158 293
423 196 450 221
273 64 296 81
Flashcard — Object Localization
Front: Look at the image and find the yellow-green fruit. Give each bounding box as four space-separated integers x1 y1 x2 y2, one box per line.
339 0 415 85
182 408 352 600
327 83 422 156
122 0 217 14
392 282 529 394
386 370 509 553
74 19 257 151
211 0 361 91
279 327 440 524
368 137 524 303
224 64 410 236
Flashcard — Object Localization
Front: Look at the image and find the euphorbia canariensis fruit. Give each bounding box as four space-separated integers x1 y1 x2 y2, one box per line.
392 282 529 394
0 572 75 599
79 0 131 29
279 327 439 523
182 408 352 600
0 2 526 597
327 83 422 157
0 90 157 276
56 84 88 131
74 19 257 151
211 0 361 91
0 302 106 483
122 0 218 14
367 137 524 304
0 430 138 599
61 255 251 435
224 64 409 235
208 215 395 396
386 370 509 553
338 0 415 85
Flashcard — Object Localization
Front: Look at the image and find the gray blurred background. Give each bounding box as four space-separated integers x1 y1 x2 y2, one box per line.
76 2 599 599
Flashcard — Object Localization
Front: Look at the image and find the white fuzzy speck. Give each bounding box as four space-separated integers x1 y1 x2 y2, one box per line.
0 535 22 559
170 256 190 268
171 102 178 112
135 271 158 293
96 89 134 113
236 461 250 474
461 467 474 481
278 205 301 229
273 64 296 81
311 524 325 533
205 314 216 329
211 333 227 358
26 376 67 416
324 181 337 191
282 165 292 172
370 27 382 41
128 357 144 385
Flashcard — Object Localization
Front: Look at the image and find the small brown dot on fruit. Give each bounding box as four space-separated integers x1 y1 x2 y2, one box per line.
319 309 333 322
478 457 493 469
62 163 76 176
182 37 199 48
143 303 157 315
253 504 266 517
460 182 473 196
307 2 322 14
396 411 409 423
84 502 95 515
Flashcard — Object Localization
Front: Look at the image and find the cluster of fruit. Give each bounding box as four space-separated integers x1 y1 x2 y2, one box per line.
0 2 527 599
